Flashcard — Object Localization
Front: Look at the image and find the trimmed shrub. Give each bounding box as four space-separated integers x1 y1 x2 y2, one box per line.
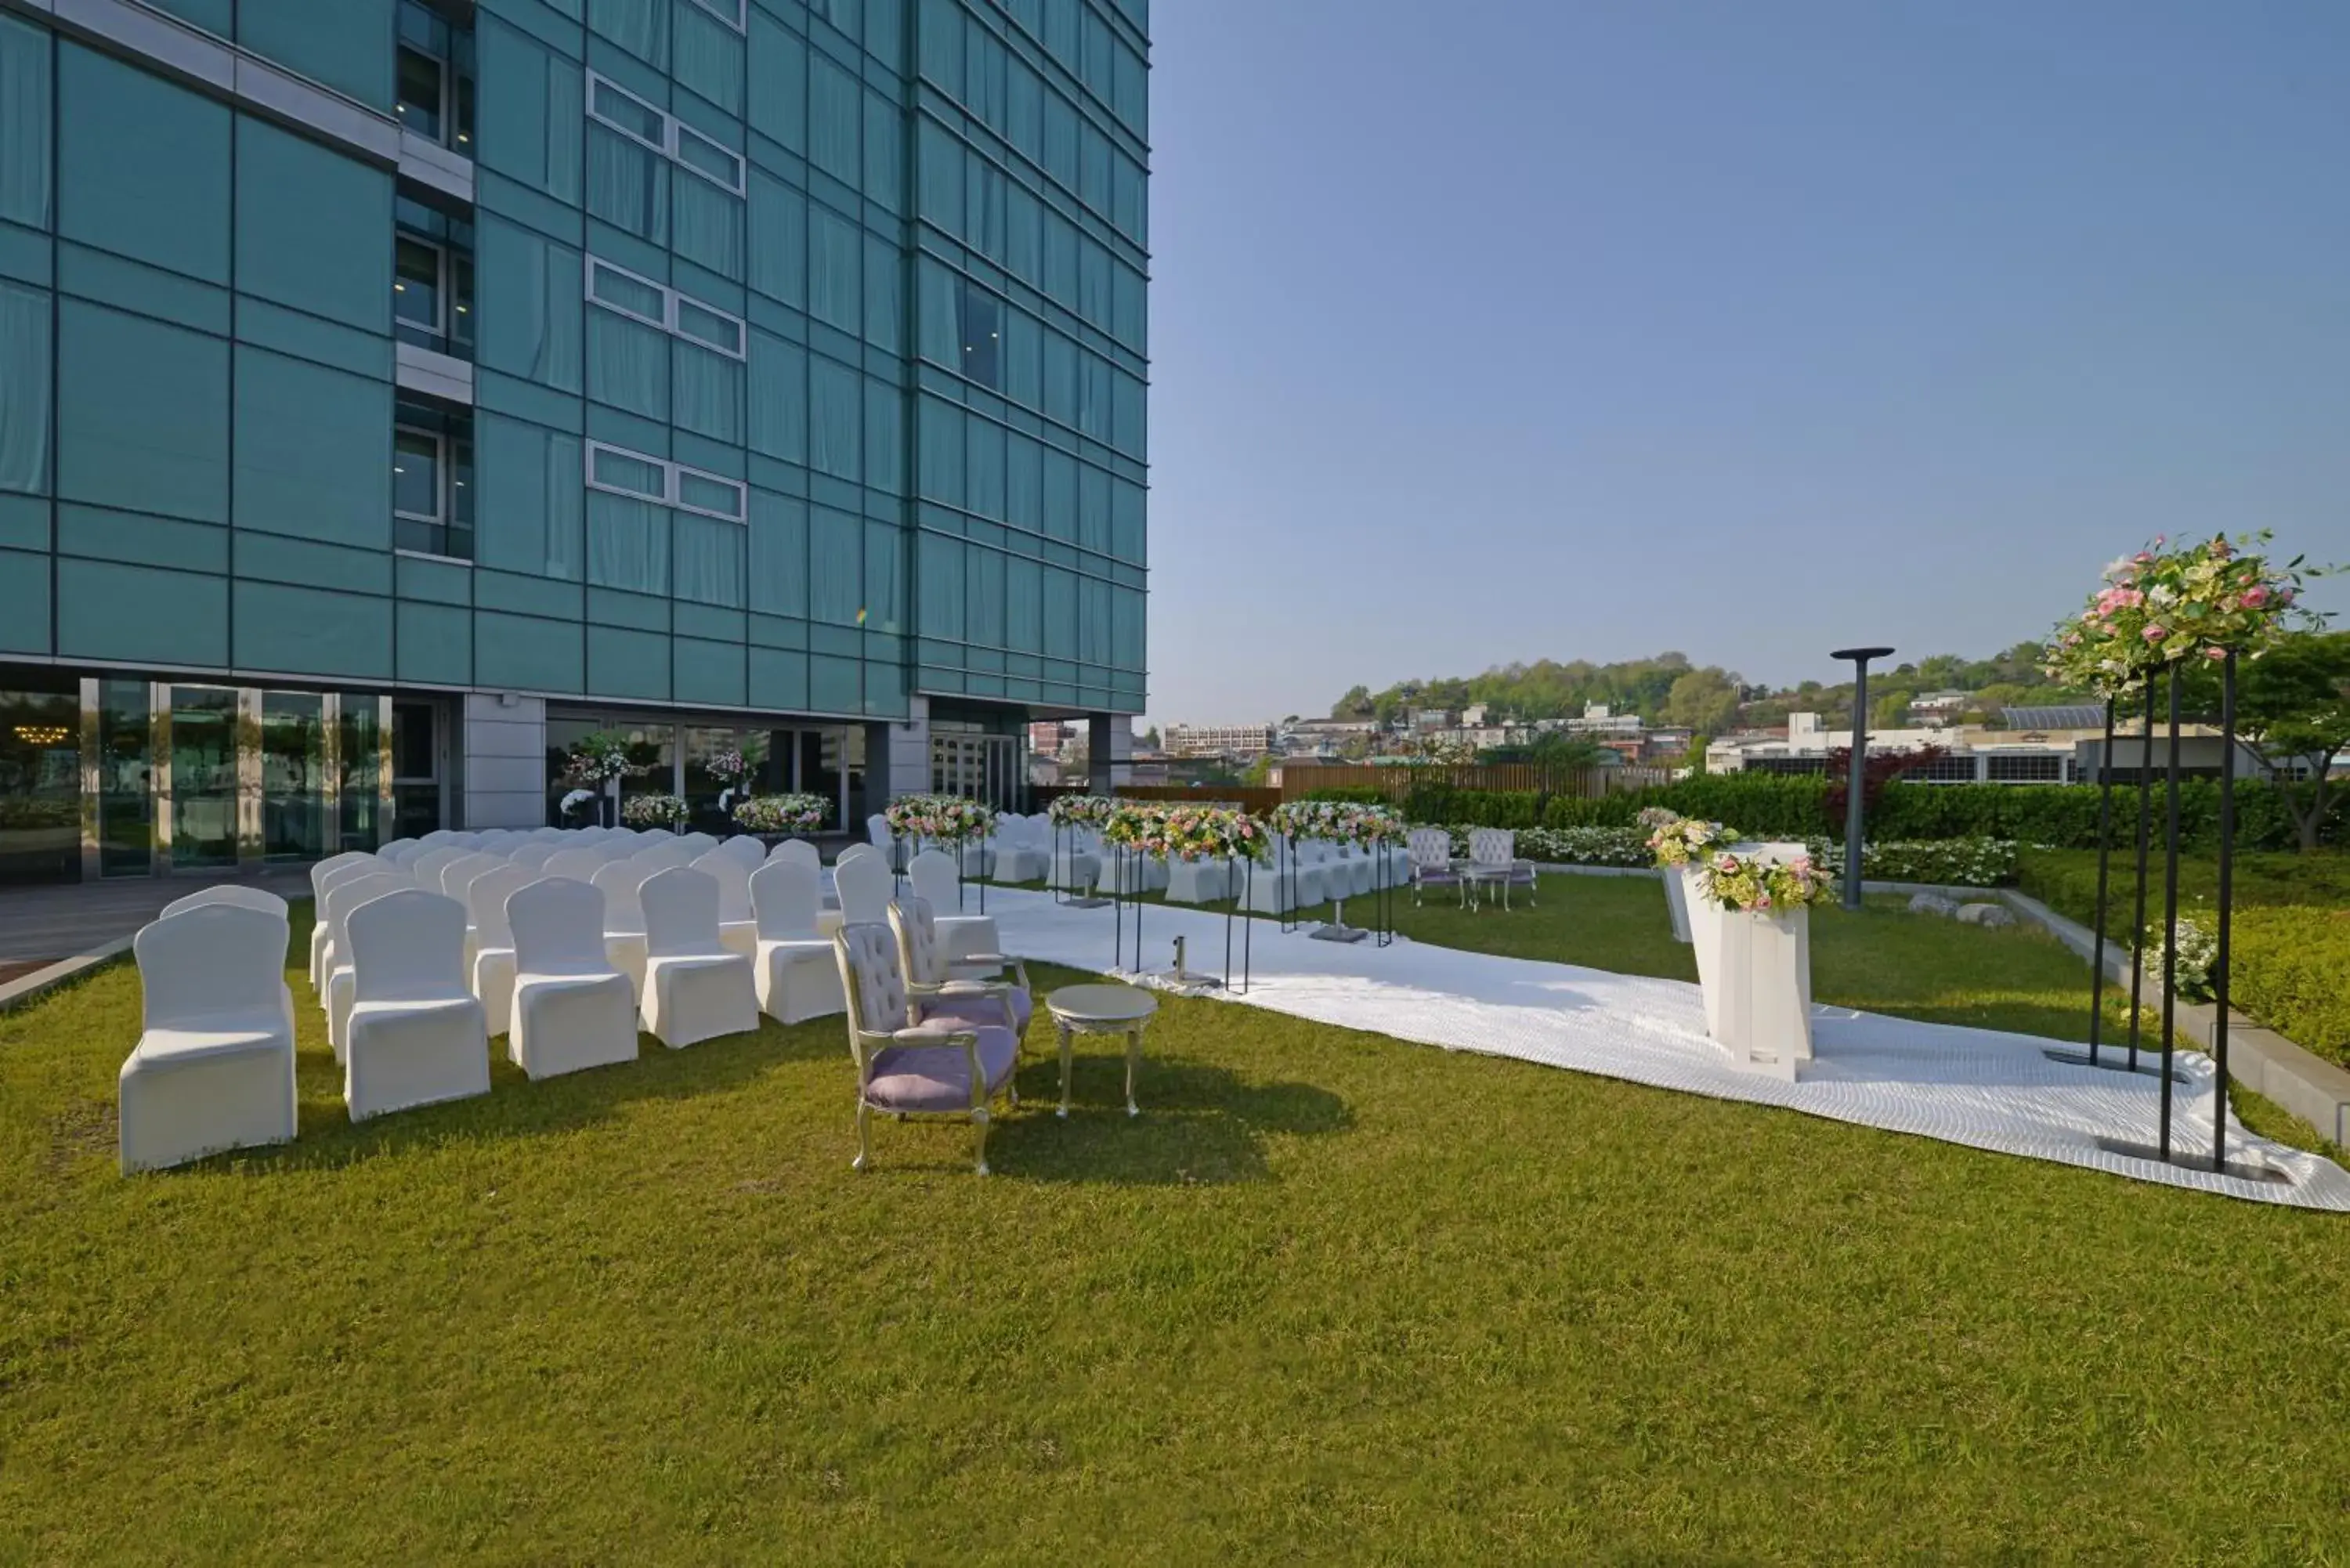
1303 786 1388 806
2230 908 2350 1070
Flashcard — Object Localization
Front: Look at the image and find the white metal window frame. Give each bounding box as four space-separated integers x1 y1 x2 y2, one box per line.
393 427 446 526
683 0 748 32
395 234 449 338
584 440 748 526
395 40 451 146
583 255 748 362
584 70 747 197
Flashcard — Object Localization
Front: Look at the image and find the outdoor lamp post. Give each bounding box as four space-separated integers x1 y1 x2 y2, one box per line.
1830 645 1896 912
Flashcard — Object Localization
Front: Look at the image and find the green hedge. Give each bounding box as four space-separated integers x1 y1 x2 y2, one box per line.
1452 775 2344 851
2231 909 2350 1070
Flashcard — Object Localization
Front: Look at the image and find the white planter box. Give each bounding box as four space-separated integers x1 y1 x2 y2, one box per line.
1687 843 1816 1080
1661 865 1693 944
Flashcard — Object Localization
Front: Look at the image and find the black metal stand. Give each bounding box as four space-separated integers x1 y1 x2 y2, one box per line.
1109 844 1146 972
1279 834 1303 934
2213 652 2237 1170
1375 848 1397 948
2088 697 2116 1067
1230 857 1253 994
2127 671 2155 1071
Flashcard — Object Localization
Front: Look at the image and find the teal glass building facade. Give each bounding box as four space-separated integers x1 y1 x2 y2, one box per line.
0 0 1148 880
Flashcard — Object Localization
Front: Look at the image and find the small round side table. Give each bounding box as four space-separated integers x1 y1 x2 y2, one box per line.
1044 983 1159 1118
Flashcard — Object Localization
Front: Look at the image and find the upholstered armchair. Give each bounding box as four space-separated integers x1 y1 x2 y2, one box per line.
833 922 1020 1175
1466 827 1538 905
1406 827 1461 907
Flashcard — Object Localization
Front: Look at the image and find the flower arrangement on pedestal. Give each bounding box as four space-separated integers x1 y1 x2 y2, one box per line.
703 746 759 790
563 731 635 786
2043 531 2321 690
1695 851 1836 914
883 793 999 844
732 793 832 834
1100 800 1173 856
1647 815 1736 869
1159 804 1271 864
620 792 689 829
1047 794 1117 829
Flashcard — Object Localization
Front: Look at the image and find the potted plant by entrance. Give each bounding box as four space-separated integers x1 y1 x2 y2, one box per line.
1690 847 1836 1080
1643 810 1734 946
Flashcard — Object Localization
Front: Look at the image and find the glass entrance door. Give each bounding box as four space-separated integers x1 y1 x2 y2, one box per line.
260 692 326 861
94 679 155 876
166 686 240 869
930 735 1020 812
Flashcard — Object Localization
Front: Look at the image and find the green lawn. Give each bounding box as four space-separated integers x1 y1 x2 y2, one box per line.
4 890 2348 1563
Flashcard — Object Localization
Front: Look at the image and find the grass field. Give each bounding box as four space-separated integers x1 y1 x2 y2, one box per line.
4 880 2348 1563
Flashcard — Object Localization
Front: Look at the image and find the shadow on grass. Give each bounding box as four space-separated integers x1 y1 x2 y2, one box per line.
230 1013 844 1176
849 1053 1356 1186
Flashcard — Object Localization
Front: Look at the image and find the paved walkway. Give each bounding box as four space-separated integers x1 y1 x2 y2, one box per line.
0 873 313 966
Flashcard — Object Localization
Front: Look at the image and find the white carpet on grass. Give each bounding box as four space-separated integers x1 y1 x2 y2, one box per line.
976 887 2350 1211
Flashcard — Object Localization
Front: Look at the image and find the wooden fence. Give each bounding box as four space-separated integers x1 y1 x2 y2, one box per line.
1274 764 1671 801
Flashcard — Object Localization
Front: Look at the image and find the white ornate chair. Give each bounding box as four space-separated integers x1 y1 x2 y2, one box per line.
1466 827 1537 906
887 896 1032 1035
833 922 1018 1175
1408 827 1462 907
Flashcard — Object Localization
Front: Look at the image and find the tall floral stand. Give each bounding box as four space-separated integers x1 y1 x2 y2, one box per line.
1688 842 1817 1080
1661 867 1693 944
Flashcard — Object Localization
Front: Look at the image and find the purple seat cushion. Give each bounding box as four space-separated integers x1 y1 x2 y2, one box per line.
930 984 1032 1033
865 1023 1019 1112
1416 866 1459 885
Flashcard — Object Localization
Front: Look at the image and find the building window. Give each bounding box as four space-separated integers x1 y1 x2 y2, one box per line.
684 0 747 31
587 70 746 195
585 255 747 359
394 404 475 560
585 439 747 523
959 281 1001 389
394 237 443 341
395 0 474 151
394 198 475 359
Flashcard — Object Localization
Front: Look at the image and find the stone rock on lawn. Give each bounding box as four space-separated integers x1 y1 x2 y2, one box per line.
1955 902 2015 928
1908 893 1959 917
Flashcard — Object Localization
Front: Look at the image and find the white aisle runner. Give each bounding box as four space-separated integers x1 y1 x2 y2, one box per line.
976 887 2350 1211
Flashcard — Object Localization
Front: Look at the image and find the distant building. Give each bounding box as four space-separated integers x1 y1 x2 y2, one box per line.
1563 703 1645 738
1705 709 2272 784
1165 723 1273 758
1907 690 1973 727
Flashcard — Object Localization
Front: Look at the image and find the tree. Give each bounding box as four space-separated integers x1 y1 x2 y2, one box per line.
1139 725 1161 749
1331 686 1374 720
1662 669 1741 734
2232 631 2350 852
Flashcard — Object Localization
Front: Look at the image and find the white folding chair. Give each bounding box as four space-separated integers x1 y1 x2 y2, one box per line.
710 835 766 869
342 888 490 1122
637 867 760 1049
319 871 414 1057
691 850 762 959
466 863 538 1037
748 859 846 1024
507 878 638 1080
591 860 652 999
833 849 893 927
766 837 821 869
118 905 296 1172
907 849 999 971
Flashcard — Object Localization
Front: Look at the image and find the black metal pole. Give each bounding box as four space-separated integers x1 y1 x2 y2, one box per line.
2088 698 2117 1068
2158 667 2182 1161
2127 673 2155 1071
1831 646 1894 912
2214 652 2237 1171
1224 853 1236 988
1241 859 1254 993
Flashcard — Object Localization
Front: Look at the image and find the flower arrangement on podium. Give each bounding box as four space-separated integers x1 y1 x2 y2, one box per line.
2044 531 2320 692
1647 814 1735 869
1267 800 1348 843
703 746 759 790
1694 851 1836 914
732 793 832 834
620 792 688 829
1047 793 1117 829
884 793 998 844
1100 800 1172 855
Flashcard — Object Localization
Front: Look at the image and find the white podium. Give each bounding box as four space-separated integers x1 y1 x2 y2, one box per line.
1685 843 1816 1080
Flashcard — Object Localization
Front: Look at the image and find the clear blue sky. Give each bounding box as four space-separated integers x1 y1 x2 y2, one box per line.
1140 0 2349 727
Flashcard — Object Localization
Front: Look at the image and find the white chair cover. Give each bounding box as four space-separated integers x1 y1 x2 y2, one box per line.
748 860 844 1024
710 835 766 868
506 877 638 1078
161 883 289 922
590 861 652 999
543 847 611 884
320 870 414 1058
833 850 893 927
465 863 538 1035
691 849 761 959
766 837 821 869
907 849 998 969
342 888 490 1121
508 843 560 871
118 905 296 1172
637 867 759 1048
